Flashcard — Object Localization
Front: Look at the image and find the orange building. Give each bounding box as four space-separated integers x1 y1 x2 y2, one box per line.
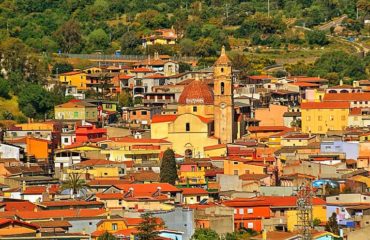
0 219 40 236
255 104 288 126
26 137 51 160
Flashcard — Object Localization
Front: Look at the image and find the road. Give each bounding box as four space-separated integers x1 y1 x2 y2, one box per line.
316 15 348 31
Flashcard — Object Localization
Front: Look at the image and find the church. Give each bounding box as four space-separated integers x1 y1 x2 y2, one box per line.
151 47 244 158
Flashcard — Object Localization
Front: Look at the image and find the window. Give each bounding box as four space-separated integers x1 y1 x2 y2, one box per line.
186 123 190 132
193 106 197 112
318 116 322 121
142 111 147 115
306 116 311 121
74 112 78 118
233 170 238 175
247 222 253 229
330 115 334 121
112 223 118 230
318 126 322 131
354 101 357 104
132 111 136 115
341 115 345 120
221 82 225 95
64 138 69 143
239 208 244 214
247 208 253 214
221 68 224 73
233 161 239 165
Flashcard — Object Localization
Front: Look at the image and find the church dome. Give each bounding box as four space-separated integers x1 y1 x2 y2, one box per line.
178 79 214 105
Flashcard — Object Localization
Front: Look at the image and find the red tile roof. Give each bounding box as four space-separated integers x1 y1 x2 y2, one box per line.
324 93 370 101
39 200 103 208
223 196 325 208
4 201 36 211
178 80 214 105
60 71 84 76
144 73 167 79
13 209 107 220
248 126 291 132
110 137 170 144
301 101 350 109
88 179 133 186
23 185 59 195
248 75 273 80
181 188 208 195
96 193 124 200
131 67 155 73
76 159 123 167
239 174 269 181
113 183 181 193
204 144 227 151
290 82 320 87
151 115 177 123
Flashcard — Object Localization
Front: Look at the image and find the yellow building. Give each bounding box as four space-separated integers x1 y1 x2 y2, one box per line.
59 71 88 90
286 205 327 231
54 100 98 122
150 47 239 157
280 133 316 147
142 29 177 47
204 144 227 157
301 102 350 134
223 158 266 176
64 159 126 181
178 161 212 186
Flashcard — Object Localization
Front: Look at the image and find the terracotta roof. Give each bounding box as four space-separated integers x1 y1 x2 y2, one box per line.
350 108 362 115
113 183 181 193
143 73 167 79
248 75 273 80
181 188 208 195
4 201 36 211
288 76 328 82
14 209 107 220
248 126 291 132
88 179 133 186
239 174 269 181
0 219 40 229
178 79 214 105
110 137 170 144
60 71 84 76
76 159 123 167
151 115 177 123
56 100 96 108
32 220 72 228
215 46 231 65
301 101 350 109
290 82 320 87
128 171 160 182
204 144 227 151
131 67 155 73
324 93 370 101
23 185 59 195
39 200 103 208
96 193 124 200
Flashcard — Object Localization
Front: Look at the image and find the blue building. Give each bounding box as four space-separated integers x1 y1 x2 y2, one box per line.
321 140 359 160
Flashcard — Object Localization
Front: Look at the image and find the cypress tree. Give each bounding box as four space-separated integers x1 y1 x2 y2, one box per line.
160 149 178 185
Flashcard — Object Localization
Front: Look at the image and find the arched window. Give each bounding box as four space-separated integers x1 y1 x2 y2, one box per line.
185 149 193 158
186 123 190 131
221 68 224 73
221 82 225 95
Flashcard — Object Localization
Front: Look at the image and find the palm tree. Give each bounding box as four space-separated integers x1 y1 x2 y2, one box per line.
61 172 89 199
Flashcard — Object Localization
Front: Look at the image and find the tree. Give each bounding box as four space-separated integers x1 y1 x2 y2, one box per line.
179 62 192 73
52 62 74 75
61 173 89 199
18 84 53 119
54 19 82 53
88 28 110 51
325 212 339 235
121 31 142 55
179 38 196 56
118 90 133 107
0 78 10 99
305 30 328 46
160 149 177 185
98 232 117 240
191 228 220 240
136 213 160 240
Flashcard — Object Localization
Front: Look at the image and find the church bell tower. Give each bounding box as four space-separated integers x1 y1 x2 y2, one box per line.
213 46 235 144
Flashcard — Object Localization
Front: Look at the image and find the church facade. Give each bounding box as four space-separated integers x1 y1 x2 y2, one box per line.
151 47 243 157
